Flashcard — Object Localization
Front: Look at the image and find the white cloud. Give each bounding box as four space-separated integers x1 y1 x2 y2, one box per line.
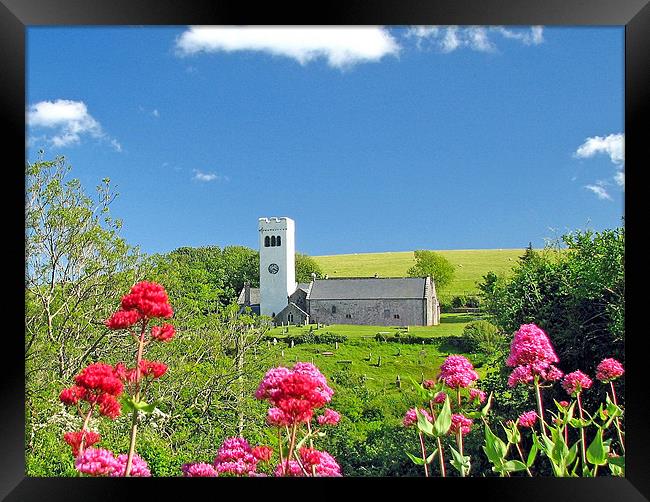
27 99 120 151
192 169 226 182
575 133 624 166
407 25 543 53
614 171 625 186
584 182 612 201
175 26 400 68
495 26 544 45
152 109 160 118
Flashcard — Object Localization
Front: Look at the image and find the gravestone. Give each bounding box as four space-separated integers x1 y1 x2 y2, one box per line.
396 375 401 388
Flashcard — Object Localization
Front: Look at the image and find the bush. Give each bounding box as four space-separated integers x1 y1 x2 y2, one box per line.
465 296 481 308
462 320 505 354
283 331 348 345
451 296 466 308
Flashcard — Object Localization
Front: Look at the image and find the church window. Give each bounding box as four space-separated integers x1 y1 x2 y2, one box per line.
264 236 270 247
271 236 276 247
383 309 390 318
276 235 281 246
331 306 337 314
346 314 352 319
394 314 400 319
288 313 294 323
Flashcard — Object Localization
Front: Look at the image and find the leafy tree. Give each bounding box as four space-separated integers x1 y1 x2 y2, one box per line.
295 252 323 283
407 250 455 292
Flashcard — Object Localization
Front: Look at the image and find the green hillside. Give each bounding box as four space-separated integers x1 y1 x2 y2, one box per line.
313 249 526 299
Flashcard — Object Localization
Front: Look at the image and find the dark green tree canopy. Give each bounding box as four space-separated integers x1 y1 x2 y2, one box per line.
407 250 455 292
295 252 324 283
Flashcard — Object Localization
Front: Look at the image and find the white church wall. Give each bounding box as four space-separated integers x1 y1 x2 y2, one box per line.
258 217 296 317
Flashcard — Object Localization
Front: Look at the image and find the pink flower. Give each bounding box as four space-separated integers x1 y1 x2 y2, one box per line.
518 410 538 428
139 359 168 379
112 453 151 477
596 358 625 383
433 391 447 404
182 462 218 477
543 365 564 382
439 355 478 389
507 324 558 370
213 437 258 476
75 448 119 476
562 370 593 396
275 460 304 477
266 407 290 427
558 400 570 408
96 393 121 420
151 323 175 342
317 408 341 426
508 365 534 388
469 388 486 403
423 379 436 389
59 385 85 406
255 366 292 401
299 448 342 477
450 414 473 436
74 363 124 397
403 408 432 427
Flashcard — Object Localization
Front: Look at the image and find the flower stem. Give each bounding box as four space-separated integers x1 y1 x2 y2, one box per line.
124 319 147 477
418 431 430 477
534 378 548 438
515 441 533 476
429 401 446 477
278 428 285 474
576 392 587 469
610 382 625 454
456 387 465 477
78 407 94 454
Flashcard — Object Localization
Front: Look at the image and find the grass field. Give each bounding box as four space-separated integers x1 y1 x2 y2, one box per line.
313 249 525 299
266 313 486 392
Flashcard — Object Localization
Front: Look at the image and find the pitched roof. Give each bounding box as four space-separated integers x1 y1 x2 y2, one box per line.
237 287 260 305
307 277 429 300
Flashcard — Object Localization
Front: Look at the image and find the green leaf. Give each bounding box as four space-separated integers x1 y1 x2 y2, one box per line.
433 396 452 436
586 429 608 466
416 408 434 436
425 449 439 465
449 445 471 474
133 399 158 413
406 452 426 465
503 460 528 472
608 455 625 468
480 392 493 417
526 441 538 467
120 395 135 413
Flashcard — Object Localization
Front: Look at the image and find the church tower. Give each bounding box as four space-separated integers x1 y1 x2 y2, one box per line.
258 217 296 318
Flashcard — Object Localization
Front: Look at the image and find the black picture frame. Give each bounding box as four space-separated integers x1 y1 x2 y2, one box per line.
3 1 648 500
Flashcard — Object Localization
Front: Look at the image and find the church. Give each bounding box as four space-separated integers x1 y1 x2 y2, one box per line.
237 217 441 326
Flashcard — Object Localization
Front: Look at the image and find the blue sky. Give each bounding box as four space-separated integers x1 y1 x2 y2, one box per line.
26 26 624 256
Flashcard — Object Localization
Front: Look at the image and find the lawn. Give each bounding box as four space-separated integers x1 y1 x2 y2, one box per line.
313 249 525 300
265 313 487 393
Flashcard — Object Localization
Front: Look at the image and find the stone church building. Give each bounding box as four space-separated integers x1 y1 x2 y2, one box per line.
237 217 441 326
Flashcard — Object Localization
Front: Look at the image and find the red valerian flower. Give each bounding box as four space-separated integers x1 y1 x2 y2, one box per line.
433 391 447 404
64 430 101 456
469 388 486 403
97 393 121 419
507 324 559 375
150 323 175 342
449 414 473 436
252 445 273 462
403 408 432 427
517 410 538 428
139 359 168 379
317 408 341 426
596 358 625 383
74 363 124 397
111 453 151 477
562 370 593 396
298 448 342 477
182 462 218 477
120 281 173 319
75 448 120 476
59 385 86 405
105 309 141 330
439 355 479 389
213 437 258 476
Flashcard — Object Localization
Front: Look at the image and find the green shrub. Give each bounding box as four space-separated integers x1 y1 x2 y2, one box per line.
462 320 505 354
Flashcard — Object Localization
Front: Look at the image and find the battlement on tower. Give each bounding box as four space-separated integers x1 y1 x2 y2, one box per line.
258 217 294 231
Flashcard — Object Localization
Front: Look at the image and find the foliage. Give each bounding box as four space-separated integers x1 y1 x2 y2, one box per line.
407 250 455 292
282 332 348 345
295 252 324 283
463 320 506 354
478 228 624 407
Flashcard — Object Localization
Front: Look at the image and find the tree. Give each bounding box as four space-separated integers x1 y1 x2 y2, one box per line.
295 252 323 283
407 250 455 292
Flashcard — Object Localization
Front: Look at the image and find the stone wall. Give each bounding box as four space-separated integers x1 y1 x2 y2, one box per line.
309 298 427 326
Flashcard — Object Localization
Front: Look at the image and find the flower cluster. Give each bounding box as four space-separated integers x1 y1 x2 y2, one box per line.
517 410 538 428
275 448 342 477
317 408 341 426
151 323 175 342
74 448 150 477
63 430 101 457
256 362 335 426
469 388 486 403
596 358 625 383
562 370 593 396
105 281 174 331
59 363 124 419
181 462 218 477
507 324 563 387
252 445 273 462
450 414 473 436
403 408 433 427
214 437 259 476
439 355 479 389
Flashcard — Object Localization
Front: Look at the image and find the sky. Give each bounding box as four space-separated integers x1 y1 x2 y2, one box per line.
26 26 624 256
